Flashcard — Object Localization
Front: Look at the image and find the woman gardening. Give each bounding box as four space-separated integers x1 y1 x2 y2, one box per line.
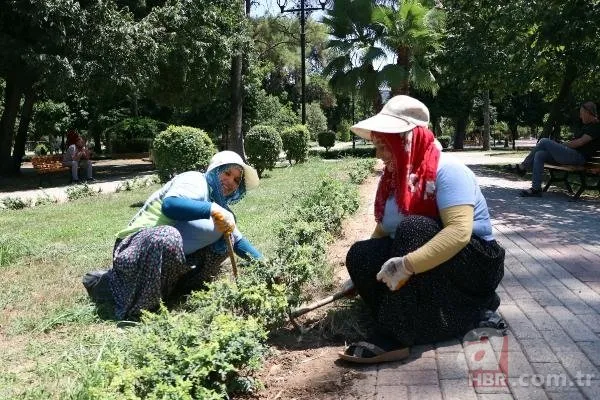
339 95 506 364
83 151 263 320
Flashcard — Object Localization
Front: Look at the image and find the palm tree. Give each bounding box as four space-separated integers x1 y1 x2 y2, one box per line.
322 0 386 112
371 0 443 95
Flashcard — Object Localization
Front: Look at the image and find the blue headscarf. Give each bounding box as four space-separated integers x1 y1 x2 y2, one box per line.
205 163 247 210
205 163 247 255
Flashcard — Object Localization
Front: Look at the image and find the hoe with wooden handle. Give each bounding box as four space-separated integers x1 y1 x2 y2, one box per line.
290 285 355 318
212 212 238 280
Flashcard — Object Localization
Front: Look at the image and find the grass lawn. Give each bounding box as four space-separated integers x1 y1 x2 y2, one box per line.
0 156 367 399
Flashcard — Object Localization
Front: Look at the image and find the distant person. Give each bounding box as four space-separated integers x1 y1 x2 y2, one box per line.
508 101 600 197
66 129 80 147
63 136 93 183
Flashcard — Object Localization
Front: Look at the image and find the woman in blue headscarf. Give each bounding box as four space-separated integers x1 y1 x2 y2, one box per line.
83 151 262 320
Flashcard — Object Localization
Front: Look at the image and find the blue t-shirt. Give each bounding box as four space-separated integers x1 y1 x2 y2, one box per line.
381 153 494 241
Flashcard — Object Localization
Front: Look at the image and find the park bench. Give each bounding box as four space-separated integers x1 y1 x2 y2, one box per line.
543 149 600 200
31 154 69 185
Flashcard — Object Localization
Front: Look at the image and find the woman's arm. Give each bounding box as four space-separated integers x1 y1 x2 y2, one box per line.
162 196 212 221
404 204 474 274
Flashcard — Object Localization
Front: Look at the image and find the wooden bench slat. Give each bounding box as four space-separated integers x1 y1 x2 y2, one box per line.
542 149 600 200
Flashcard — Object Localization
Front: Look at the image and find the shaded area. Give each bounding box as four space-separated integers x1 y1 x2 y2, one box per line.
0 159 155 192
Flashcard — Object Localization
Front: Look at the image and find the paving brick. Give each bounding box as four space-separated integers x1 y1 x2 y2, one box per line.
377 369 438 386
435 339 463 353
408 385 442 400
497 290 515 305
548 286 596 315
545 306 598 342
437 353 469 379
476 394 515 400
554 350 600 379
410 344 435 358
520 339 559 363
507 377 550 400
490 332 522 354
531 362 578 392
578 313 600 333
529 290 563 307
439 378 478 400
579 379 600 400
541 329 583 354
546 391 586 400
500 305 541 339
577 341 600 366
376 385 408 400
388 357 436 372
499 351 534 378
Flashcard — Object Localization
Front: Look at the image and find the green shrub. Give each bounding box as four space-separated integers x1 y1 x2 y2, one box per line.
34 143 49 156
309 146 375 159
1 197 32 210
317 130 336 153
281 124 310 165
337 120 352 142
106 117 167 154
152 125 216 182
437 135 451 149
245 125 283 178
305 102 327 140
66 183 101 201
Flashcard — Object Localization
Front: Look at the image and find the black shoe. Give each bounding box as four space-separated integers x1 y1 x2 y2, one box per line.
86 177 96 182
520 187 542 197
82 270 113 303
514 164 527 177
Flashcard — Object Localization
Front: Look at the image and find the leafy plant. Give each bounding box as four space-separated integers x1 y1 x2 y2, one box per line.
106 117 167 154
337 120 352 142
115 175 160 192
152 125 216 182
0 236 30 268
245 125 283 178
1 197 32 210
437 135 451 149
305 102 327 140
66 183 101 201
34 143 49 156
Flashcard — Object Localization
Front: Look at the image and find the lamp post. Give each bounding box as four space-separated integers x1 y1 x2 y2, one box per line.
276 0 329 124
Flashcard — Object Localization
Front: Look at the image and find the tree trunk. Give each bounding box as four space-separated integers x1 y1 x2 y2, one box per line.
11 83 36 174
226 0 248 158
482 89 490 150
452 118 467 150
0 72 24 176
541 61 578 139
393 46 410 95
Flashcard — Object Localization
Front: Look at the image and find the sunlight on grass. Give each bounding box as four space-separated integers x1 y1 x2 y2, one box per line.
0 156 367 398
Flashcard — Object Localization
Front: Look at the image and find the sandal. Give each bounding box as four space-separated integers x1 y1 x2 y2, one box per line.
338 341 410 364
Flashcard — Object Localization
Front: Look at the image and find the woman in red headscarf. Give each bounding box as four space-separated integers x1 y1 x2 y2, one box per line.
339 96 505 364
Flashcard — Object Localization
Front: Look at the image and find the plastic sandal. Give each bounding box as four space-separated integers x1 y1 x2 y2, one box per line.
338 341 410 364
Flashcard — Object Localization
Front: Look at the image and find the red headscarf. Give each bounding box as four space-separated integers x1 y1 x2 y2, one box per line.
373 126 440 222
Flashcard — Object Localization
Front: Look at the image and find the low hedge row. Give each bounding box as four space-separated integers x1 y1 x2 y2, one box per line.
73 160 367 399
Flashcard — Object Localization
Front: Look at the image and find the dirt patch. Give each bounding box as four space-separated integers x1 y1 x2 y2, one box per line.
249 170 381 399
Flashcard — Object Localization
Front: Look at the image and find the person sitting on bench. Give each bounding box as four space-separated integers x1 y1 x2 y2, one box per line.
63 136 93 183
510 101 600 197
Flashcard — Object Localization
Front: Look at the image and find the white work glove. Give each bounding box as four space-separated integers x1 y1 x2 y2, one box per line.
210 203 235 234
376 256 414 291
341 278 357 297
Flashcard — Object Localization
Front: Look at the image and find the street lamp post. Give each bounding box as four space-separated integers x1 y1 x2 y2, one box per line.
276 0 329 124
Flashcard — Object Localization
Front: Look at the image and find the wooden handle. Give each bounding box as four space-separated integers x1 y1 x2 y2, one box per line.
212 211 238 280
224 232 238 279
290 287 353 318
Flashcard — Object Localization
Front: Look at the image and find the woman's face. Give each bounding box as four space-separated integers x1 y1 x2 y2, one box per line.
372 134 394 172
219 166 243 196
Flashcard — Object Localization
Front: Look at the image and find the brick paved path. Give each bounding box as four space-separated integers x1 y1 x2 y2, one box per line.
346 158 600 400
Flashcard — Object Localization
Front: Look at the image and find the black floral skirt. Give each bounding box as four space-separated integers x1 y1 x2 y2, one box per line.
346 215 505 346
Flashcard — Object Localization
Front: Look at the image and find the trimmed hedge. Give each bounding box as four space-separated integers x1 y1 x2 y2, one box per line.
245 125 283 178
152 125 216 182
281 124 310 165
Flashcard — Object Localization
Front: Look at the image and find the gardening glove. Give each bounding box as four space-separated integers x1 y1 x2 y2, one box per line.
376 256 414 291
210 203 235 234
341 278 357 297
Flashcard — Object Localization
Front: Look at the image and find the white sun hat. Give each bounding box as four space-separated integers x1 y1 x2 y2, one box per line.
206 150 259 190
350 95 430 140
